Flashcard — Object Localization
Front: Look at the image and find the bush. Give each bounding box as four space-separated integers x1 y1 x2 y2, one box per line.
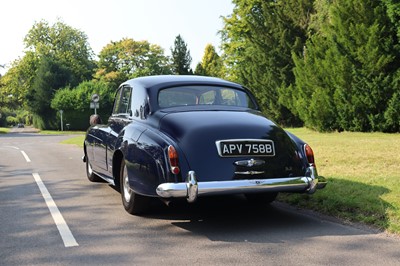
6 116 18 126
384 92 400 132
0 108 25 127
51 80 115 130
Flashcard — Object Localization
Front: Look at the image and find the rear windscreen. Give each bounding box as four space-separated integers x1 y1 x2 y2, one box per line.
158 86 256 109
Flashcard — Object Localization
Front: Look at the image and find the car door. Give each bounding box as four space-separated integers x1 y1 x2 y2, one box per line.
91 124 111 174
105 85 133 175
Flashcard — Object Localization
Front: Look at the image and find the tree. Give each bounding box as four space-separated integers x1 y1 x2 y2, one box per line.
26 56 73 129
1 20 96 129
290 0 400 132
195 44 224 77
383 0 400 38
194 63 206 76
24 19 95 83
221 0 312 126
0 52 38 109
170 35 192 75
95 38 171 88
51 80 114 130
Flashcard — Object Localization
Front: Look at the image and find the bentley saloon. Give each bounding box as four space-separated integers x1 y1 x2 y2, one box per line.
83 75 327 214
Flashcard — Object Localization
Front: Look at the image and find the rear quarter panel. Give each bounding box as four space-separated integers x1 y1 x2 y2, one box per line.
124 124 187 197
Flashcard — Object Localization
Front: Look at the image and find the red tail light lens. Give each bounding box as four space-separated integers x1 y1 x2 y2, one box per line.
304 144 316 167
168 145 180 175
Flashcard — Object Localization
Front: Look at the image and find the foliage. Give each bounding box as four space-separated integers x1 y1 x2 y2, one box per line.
95 38 172 88
288 0 400 132
221 0 310 126
384 92 400 132
0 108 14 126
0 52 38 109
3 19 96 129
170 35 193 75
221 0 400 132
383 0 400 38
6 116 19 126
26 56 74 129
24 19 95 82
0 106 31 127
194 63 206 76
195 44 224 78
51 80 115 130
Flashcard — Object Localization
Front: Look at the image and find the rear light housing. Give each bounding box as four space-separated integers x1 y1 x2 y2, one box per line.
304 144 316 168
168 145 180 175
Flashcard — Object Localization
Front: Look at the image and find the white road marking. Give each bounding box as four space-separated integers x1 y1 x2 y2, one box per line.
0 146 31 162
32 173 79 247
1 146 20 150
21 151 31 162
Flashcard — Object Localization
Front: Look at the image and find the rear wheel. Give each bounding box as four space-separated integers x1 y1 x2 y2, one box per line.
245 192 278 204
120 160 149 215
85 154 102 182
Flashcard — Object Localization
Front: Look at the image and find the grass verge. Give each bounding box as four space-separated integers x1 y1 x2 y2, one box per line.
40 130 86 135
0 127 10 134
61 135 85 148
280 128 400 234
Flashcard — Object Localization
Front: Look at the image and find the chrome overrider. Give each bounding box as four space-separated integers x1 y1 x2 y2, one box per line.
156 165 327 203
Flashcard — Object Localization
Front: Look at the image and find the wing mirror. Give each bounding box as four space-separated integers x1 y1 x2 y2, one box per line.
89 114 102 126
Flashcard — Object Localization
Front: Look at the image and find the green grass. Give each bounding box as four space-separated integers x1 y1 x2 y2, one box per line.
40 130 85 147
61 135 85 147
280 128 400 234
39 130 86 135
0 127 10 134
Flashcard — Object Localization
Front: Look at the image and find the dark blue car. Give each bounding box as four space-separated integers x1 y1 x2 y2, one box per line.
83 75 326 215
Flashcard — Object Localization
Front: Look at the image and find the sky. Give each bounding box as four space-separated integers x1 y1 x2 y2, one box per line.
0 0 234 75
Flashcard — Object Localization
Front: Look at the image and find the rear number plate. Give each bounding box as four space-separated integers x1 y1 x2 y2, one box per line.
216 140 275 157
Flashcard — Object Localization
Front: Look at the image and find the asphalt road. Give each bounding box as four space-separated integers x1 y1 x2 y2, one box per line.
1 132 399 265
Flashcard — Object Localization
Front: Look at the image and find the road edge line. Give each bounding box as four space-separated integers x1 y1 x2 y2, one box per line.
32 173 79 247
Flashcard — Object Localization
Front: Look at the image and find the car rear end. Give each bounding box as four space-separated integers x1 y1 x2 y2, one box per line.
156 109 326 202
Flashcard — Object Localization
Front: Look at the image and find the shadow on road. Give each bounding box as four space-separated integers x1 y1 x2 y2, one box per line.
139 194 378 243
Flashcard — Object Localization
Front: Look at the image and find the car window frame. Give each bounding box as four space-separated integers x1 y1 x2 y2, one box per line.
157 85 257 109
112 85 133 118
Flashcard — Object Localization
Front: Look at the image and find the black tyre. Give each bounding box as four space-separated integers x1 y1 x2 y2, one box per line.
245 192 278 204
85 155 102 182
120 160 149 215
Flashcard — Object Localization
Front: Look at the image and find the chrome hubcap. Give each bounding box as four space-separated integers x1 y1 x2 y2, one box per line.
123 166 132 203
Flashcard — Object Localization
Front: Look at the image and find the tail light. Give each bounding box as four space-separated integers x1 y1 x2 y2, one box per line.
168 145 180 175
304 144 316 167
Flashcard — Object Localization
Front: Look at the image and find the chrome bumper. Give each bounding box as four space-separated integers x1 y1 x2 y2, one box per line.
156 166 327 203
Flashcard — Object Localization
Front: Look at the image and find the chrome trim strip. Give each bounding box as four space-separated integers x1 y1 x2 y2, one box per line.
234 171 265 175
234 159 265 167
156 166 327 202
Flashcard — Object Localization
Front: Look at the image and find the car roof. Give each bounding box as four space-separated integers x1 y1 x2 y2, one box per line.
122 75 243 90
120 75 260 113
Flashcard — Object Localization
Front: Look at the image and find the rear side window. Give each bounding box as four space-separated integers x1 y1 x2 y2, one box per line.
113 86 132 115
158 86 256 109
